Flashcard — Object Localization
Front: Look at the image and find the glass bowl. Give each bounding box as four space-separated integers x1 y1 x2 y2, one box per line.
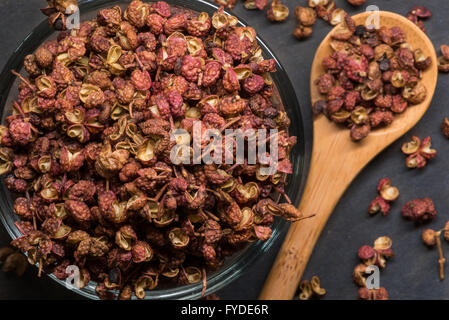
0 0 309 299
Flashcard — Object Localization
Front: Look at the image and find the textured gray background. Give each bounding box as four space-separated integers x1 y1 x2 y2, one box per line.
0 0 449 300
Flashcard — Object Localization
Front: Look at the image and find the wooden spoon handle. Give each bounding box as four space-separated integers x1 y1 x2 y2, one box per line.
259 127 360 300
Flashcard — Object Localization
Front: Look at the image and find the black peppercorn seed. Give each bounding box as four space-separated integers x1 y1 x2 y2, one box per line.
379 59 390 71
354 25 367 37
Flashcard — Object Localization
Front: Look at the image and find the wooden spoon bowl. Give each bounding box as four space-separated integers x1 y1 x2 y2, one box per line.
259 11 438 300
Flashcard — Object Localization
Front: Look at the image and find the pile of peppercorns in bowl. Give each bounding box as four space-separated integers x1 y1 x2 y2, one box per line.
0 0 302 299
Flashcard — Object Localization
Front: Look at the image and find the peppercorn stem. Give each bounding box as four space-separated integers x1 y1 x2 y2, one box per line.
122 63 136 69
134 53 145 70
169 115 175 131
203 209 220 221
274 186 292 204
435 231 445 280
153 184 168 202
128 100 134 119
225 163 240 172
122 264 144 289
155 66 161 82
10 70 35 92
172 166 180 179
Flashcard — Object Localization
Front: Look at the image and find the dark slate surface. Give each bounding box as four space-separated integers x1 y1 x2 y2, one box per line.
0 0 449 300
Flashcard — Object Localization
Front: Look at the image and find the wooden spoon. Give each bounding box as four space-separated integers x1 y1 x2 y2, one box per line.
259 11 438 300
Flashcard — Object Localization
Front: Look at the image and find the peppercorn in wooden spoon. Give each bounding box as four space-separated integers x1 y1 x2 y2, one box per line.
260 11 438 300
